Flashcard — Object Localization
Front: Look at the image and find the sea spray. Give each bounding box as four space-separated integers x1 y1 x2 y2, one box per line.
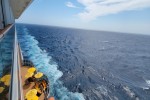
17 26 85 100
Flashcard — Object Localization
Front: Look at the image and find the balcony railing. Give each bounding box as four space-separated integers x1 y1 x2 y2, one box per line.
9 25 24 100
0 24 23 100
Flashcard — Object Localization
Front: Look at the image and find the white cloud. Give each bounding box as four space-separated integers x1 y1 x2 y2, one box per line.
66 2 78 8
77 0 150 21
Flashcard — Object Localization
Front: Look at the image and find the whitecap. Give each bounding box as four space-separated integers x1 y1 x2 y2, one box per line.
146 80 150 86
123 86 135 98
96 85 108 96
123 86 139 100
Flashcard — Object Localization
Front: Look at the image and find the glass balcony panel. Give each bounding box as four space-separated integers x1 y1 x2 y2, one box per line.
0 25 15 99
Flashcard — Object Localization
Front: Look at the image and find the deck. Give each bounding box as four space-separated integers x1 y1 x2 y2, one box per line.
20 66 45 100
18 45 45 100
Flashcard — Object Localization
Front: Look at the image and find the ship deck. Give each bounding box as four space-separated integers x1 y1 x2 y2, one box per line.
20 66 45 100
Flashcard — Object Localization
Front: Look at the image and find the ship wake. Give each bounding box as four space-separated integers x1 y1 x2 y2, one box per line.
17 26 85 100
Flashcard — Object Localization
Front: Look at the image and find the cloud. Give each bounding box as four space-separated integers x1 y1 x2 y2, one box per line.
66 2 78 8
77 0 150 21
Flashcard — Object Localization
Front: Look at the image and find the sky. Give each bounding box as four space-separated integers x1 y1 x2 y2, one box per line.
16 0 150 34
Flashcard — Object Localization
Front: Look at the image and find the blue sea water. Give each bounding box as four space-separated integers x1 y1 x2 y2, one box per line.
0 26 14 77
16 24 150 100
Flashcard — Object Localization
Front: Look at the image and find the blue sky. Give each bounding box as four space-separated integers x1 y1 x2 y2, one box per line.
16 0 150 34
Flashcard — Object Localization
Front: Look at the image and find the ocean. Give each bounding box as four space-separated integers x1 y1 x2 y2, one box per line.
16 23 150 100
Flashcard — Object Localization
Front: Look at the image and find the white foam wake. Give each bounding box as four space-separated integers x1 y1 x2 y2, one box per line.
17 26 85 100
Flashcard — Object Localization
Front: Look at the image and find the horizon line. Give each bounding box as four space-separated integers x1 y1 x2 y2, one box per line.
16 22 150 36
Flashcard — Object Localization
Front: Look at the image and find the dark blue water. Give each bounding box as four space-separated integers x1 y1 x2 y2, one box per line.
17 24 150 100
0 26 14 77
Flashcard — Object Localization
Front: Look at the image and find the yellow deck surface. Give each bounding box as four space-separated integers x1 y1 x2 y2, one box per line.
21 66 44 100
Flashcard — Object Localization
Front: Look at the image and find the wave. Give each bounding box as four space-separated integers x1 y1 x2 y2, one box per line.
143 80 150 89
17 26 85 100
146 80 150 86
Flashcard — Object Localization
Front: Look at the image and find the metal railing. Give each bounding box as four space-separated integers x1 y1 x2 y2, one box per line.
9 25 24 100
23 59 34 67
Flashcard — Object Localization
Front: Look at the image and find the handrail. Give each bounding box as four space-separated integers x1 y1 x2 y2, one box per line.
0 25 13 40
23 59 34 67
9 25 24 100
18 43 24 64
18 45 24 100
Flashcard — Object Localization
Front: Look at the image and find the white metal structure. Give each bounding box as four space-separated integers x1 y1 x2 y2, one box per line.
0 0 32 29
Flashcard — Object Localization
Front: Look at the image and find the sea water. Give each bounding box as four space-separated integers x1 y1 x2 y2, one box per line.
17 24 150 100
